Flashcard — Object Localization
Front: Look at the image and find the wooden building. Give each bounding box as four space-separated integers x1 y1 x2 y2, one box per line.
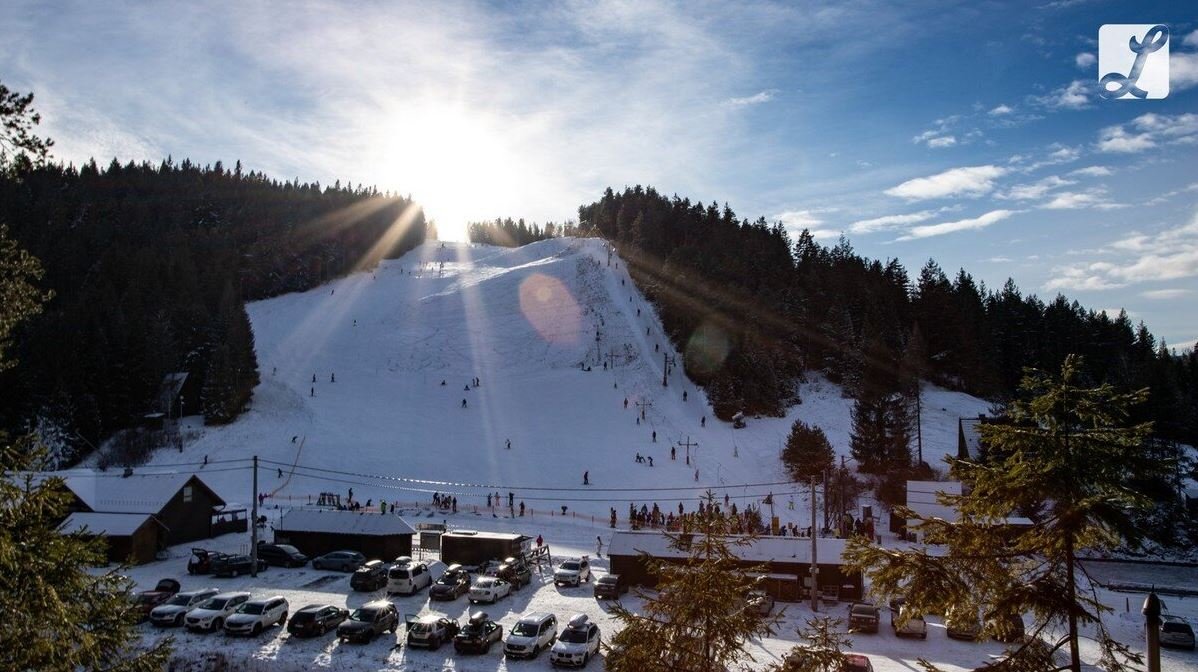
607 531 862 602
273 509 415 560
59 512 167 565
39 469 228 564
439 530 531 567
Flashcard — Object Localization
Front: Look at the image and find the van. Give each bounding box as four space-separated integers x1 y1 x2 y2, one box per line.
387 559 432 595
504 612 557 659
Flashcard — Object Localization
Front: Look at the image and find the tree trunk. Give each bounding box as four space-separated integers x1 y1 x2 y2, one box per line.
1065 534 1081 672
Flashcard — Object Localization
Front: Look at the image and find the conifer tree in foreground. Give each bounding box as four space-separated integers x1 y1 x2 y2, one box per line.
605 492 779 672
767 617 853 672
845 355 1166 672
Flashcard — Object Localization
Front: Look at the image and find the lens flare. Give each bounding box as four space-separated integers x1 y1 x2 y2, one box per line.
685 321 731 376
518 273 580 345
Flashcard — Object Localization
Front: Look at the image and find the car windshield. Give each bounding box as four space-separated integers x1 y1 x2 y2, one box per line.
351 608 377 622
513 622 540 636
437 573 460 584
237 603 266 615
166 595 194 606
561 562 579 571
291 612 313 623
200 598 229 610
1163 622 1193 633
390 569 411 578
560 628 588 643
599 576 616 584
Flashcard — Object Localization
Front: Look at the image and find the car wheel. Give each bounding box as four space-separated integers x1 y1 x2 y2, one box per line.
212 618 223 632
279 612 288 626
252 623 262 636
175 614 185 627
231 568 239 578
583 652 590 666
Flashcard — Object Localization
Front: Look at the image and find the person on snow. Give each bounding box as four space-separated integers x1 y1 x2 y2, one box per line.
440 380 446 386
536 534 543 549
652 431 656 442
508 492 514 507
505 438 511 450
671 446 676 460
277 468 283 478
648 456 654 467
623 397 628 409
330 372 335 383
312 374 316 383
348 488 353 501
486 493 492 507
464 384 470 391
452 497 458 513
583 471 589 485
291 435 297 443
682 390 688 401
310 387 314 397
461 398 467 408
701 416 706 428
596 536 604 558
519 501 525 516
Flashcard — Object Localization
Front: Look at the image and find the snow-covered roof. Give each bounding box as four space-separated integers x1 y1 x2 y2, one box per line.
608 531 849 565
907 480 962 522
276 508 416 536
59 512 158 537
959 417 984 459
37 469 220 514
442 530 526 541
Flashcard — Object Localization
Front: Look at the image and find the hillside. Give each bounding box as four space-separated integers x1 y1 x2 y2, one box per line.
131 238 989 519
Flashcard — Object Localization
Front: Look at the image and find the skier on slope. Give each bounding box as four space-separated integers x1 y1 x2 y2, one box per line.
583 471 589 485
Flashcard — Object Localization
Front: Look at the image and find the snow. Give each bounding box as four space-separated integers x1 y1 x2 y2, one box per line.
609 529 849 565
36 469 207 514
59 511 157 536
106 237 1196 670
277 509 416 536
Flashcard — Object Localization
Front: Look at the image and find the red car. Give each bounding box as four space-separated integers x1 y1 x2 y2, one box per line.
133 579 180 622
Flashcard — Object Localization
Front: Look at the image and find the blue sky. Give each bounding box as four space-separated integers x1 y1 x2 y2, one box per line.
2 0 1196 348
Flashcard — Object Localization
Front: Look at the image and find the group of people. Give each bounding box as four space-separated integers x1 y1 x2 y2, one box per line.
432 492 458 512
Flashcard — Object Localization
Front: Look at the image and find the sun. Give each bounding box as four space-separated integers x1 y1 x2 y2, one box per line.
369 103 524 241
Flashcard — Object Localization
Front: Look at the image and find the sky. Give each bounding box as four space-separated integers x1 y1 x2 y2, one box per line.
2 0 1196 349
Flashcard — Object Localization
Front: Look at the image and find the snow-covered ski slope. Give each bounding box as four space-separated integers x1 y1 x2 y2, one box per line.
147 238 989 516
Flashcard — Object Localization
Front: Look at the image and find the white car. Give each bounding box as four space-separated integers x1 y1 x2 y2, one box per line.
549 613 601 668
554 556 591 587
223 595 289 636
504 612 557 659
387 559 433 595
149 588 219 627
468 576 512 604
185 592 251 632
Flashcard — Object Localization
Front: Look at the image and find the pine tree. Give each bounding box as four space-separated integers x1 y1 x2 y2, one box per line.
782 419 835 482
845 355 1166 672
768 617 853 672
605 493 779 672
849 335 911 476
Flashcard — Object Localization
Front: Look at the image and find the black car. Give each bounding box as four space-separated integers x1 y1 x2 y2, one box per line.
429 564 470 600
337 600 398 643
593 574 628 600
188 548 228 575
288 604 349 638
212 554 268 578
493 556 532 590
351 560 389 592
454 611 504 654
256 543 309 568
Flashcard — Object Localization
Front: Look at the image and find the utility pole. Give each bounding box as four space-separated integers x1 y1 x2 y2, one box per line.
914 381 923 465
810 476 819 612
662 353 675 387
636 399 653 421
678 436 698 462
822 468 830 532
1144 590 1161 672
251 455 259 577
604 348 619 370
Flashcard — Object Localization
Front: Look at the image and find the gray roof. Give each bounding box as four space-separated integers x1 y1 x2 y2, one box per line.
37 469 221 514
276 508 416 536
959 417 984 459
59 512 158 537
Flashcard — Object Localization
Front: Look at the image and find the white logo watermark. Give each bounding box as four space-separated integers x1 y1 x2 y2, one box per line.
1099 24 1169 100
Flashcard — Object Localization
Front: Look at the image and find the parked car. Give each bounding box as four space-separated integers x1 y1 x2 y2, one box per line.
747 589 775 616
593 574 628 600
187 548 227 575
312 550 366 572
1161 614 1196 650
505 612 558 659
149 588 220 627
351 560 389 592
469 576 513 604
387 559 433 595
405 613 461 650
987 612 1025 643
549 613 601 668
132 578 181 622
554 556 591 587
843 653 875 672
185 592 251 632
429 563 471 600
256 543 308 568
889 598 927 639
454 611 504 654
848 603 880 634
224 596 288 636
288 604 349 638
946 604 982 641
491 556 532 590
211 554 267 578
337 600 399 643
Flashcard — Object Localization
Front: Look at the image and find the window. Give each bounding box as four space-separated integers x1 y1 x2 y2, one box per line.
183 485 193 503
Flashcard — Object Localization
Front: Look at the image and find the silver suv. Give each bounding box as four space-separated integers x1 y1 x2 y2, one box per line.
224 596 289 636
504 612 557 659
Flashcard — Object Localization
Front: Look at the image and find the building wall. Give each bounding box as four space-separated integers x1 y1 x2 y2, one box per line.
273 530 412 561
609 554 862 601
440 535 523 566
97 524 160 565
156 476 223 545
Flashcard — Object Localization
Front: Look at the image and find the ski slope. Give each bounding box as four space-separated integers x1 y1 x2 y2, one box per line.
144 238 990 519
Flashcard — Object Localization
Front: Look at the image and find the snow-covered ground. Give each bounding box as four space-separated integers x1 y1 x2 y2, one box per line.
112 237 1195 670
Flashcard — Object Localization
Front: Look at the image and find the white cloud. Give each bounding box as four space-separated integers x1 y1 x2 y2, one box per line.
897 209 1017 240
1074 52 1096 68
1040 188 1123 210
885 165 1008 200
926 136 957 148
1185 29 1198 48
848 210 936 234
1174 52 1198 91
1097 113 1198 154
985 256 1012 263
989 104 1014 115
1096 125 1156 153
1045 211 1198 290
774 209 823 228
1140 288 1192 300
1069 166 1112 177
1000 175 1075 200
1032 79 1090 109
727 89 777 106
